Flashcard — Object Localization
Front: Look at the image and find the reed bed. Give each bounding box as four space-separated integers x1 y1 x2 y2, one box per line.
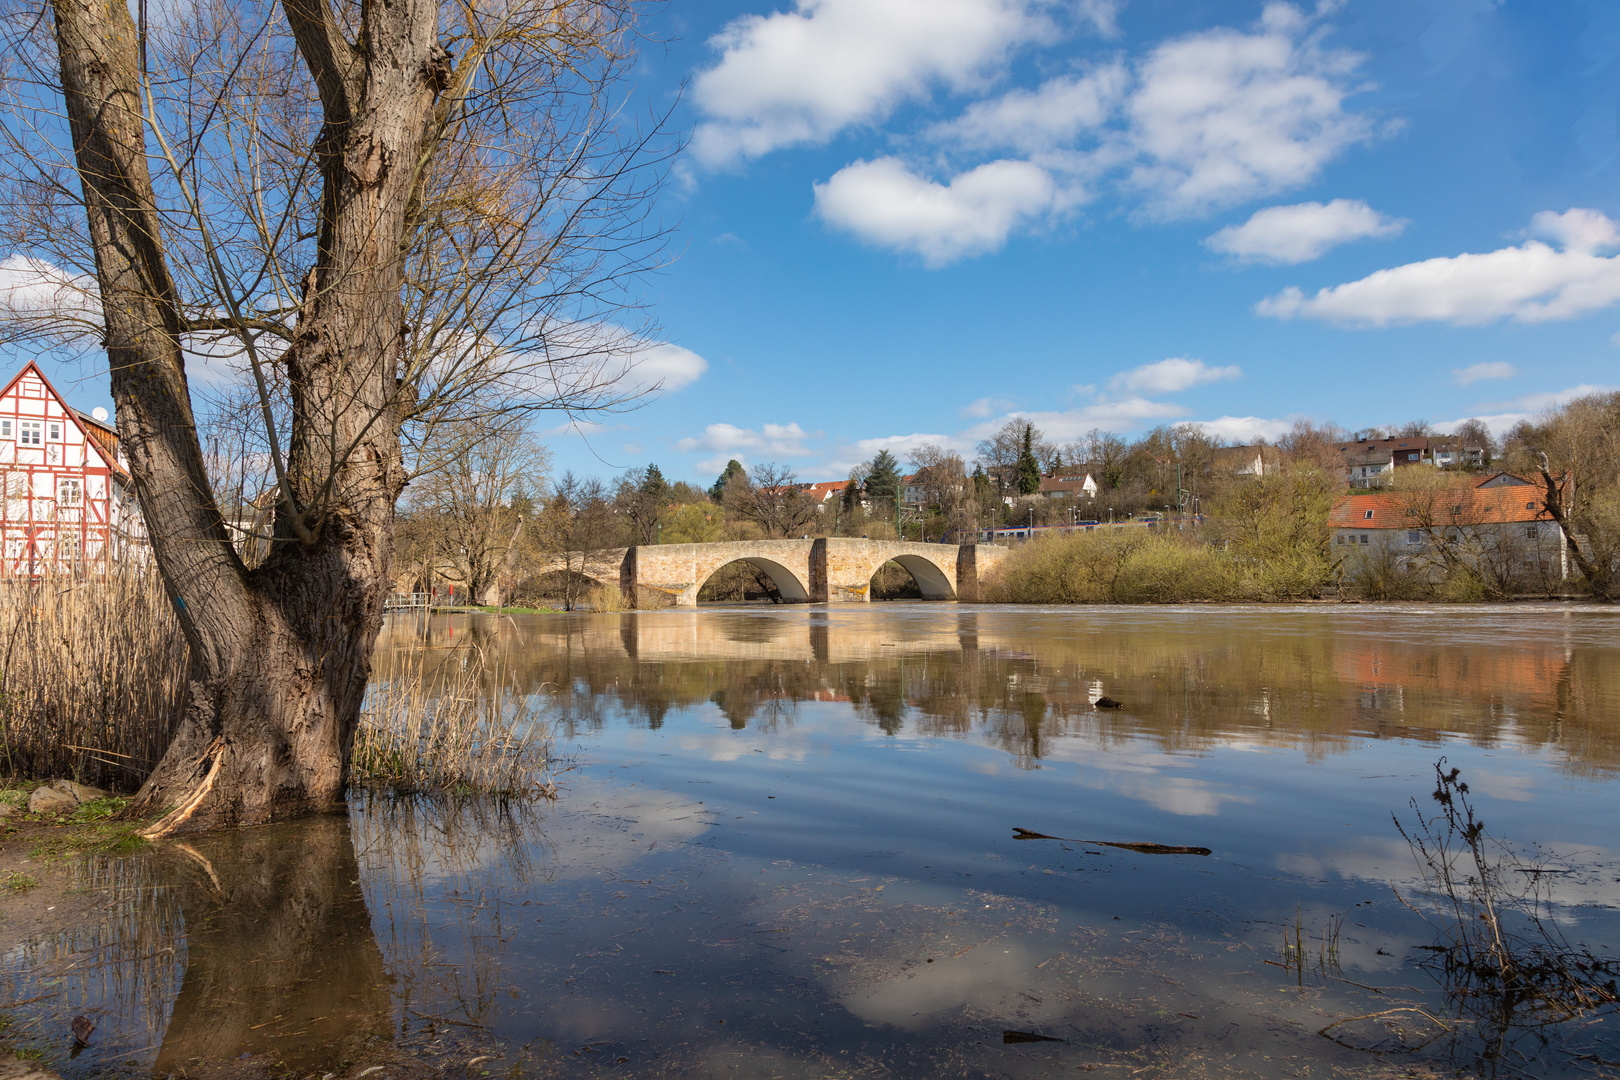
0 567 187 791
353 645 555 797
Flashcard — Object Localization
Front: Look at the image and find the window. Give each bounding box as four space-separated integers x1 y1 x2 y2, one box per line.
18 421 41 446
47 421 61 441
57 478 81 506
1526 525 1538 539
1363 509 1374 520
1526 501 1536 510
0 420 9 438
1360 534 1369 545
1336 535 1345 545
1408 530 1421 545
1408 452 1419 461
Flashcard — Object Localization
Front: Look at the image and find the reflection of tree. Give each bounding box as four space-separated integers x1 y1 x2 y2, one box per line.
154 815 389 1073
371 609 1620 776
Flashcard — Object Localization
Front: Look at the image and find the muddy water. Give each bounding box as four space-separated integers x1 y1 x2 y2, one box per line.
8 603 1620 1078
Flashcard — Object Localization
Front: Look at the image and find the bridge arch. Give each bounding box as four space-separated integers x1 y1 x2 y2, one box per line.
694 556 811 603
875 553 956 600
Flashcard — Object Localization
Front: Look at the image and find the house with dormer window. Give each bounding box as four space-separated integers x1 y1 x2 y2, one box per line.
0 362 145 575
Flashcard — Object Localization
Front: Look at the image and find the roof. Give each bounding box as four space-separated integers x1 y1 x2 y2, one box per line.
1475 471 1535 488
801 480 849 501
1328 487 1553 529
1038 475 1094 494
0 361 129 484
1336 436 1431 467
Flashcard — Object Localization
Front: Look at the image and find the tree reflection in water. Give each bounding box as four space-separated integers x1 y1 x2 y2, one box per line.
153 814 390 1073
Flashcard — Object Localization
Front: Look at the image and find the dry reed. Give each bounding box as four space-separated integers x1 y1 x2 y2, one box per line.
353 644 554 796
0 567 187 791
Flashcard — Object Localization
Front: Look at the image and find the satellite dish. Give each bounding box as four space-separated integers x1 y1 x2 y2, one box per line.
91 407 109 422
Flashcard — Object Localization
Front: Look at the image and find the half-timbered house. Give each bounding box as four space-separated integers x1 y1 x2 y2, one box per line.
0 362 145 576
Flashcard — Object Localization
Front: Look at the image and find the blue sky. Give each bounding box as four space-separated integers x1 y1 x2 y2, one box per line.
543 0 1620 486
22 0 1620 488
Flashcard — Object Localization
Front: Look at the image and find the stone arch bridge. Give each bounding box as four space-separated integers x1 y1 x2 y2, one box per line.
537 539 1009 607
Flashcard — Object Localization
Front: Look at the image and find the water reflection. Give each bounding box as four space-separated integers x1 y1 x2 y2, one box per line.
7 604 1620 1078
376 604 1620 774
154 817 389 1073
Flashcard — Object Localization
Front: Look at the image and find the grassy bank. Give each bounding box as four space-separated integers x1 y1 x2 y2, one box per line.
982 528 1334 604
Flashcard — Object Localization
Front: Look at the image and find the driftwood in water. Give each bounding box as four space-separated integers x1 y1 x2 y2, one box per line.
1013 827 1211 856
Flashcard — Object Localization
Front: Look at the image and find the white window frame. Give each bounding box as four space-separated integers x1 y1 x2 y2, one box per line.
18 420 41 446
57 477 81 506
47 420 62 441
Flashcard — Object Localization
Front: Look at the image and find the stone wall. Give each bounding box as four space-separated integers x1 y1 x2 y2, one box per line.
533 540 1009 607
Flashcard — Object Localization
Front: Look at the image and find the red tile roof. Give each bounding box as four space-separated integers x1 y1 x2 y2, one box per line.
1328 487 1553 529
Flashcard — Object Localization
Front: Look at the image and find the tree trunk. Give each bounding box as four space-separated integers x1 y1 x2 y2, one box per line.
51 0 431 829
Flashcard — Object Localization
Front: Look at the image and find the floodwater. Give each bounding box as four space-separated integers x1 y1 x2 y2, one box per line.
8 603 1620 1078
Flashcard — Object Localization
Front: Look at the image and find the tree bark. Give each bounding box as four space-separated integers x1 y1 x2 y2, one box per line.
51 0 433 828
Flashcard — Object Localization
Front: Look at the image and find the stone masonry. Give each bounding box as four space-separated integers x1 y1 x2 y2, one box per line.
535 539 1008 607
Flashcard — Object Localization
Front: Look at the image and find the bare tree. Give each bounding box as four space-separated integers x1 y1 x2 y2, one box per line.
400 417 550 605
723 462 818 538
0 0 669 828
1515 392 1620 600
537 472 617 611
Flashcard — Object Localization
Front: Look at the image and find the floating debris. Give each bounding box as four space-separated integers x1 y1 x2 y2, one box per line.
1092 696 1125 709
1003 1030 1065 1044
1013 828 1211 856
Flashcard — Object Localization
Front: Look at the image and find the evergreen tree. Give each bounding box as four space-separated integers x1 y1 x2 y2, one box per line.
640 463 669 501
972 465 995 503
709 459 746 502
1016 424 1042 495
864 449 902 505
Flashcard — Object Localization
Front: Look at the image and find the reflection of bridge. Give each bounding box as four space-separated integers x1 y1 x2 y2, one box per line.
538 539 1010 606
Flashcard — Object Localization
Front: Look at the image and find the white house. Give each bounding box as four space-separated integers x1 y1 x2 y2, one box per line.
0 362 145 575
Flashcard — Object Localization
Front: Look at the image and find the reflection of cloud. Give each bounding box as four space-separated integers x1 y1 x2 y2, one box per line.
840 939 1065 1029
1045 744 1257 817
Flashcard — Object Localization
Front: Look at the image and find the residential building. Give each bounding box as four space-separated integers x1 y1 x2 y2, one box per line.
1211 444 1282 477
1327 481 1567 583
0 362 145 575
1038 470 1099 500
1336 435 1486 487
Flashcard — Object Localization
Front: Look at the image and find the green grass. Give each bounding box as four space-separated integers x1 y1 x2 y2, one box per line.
1 870 37 892
28 817 147 863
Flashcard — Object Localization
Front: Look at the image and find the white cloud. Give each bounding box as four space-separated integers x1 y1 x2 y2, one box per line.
931 62 1128 154
0 255 102 341
1452 361 1517 385
1433 383 1617 437
1077 0 1124 38
674 422 819 467
1191 414 1296 443
1257 211 1620 326
960 395 1014 418
623 340 708 394
691 0 1056 167
1123 3 1378 218
1109 356 1241 393
966 397 1190 443
1205 199 1405 264
813 157 1059 266
1529 208 1620 254
807 2 1382 265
